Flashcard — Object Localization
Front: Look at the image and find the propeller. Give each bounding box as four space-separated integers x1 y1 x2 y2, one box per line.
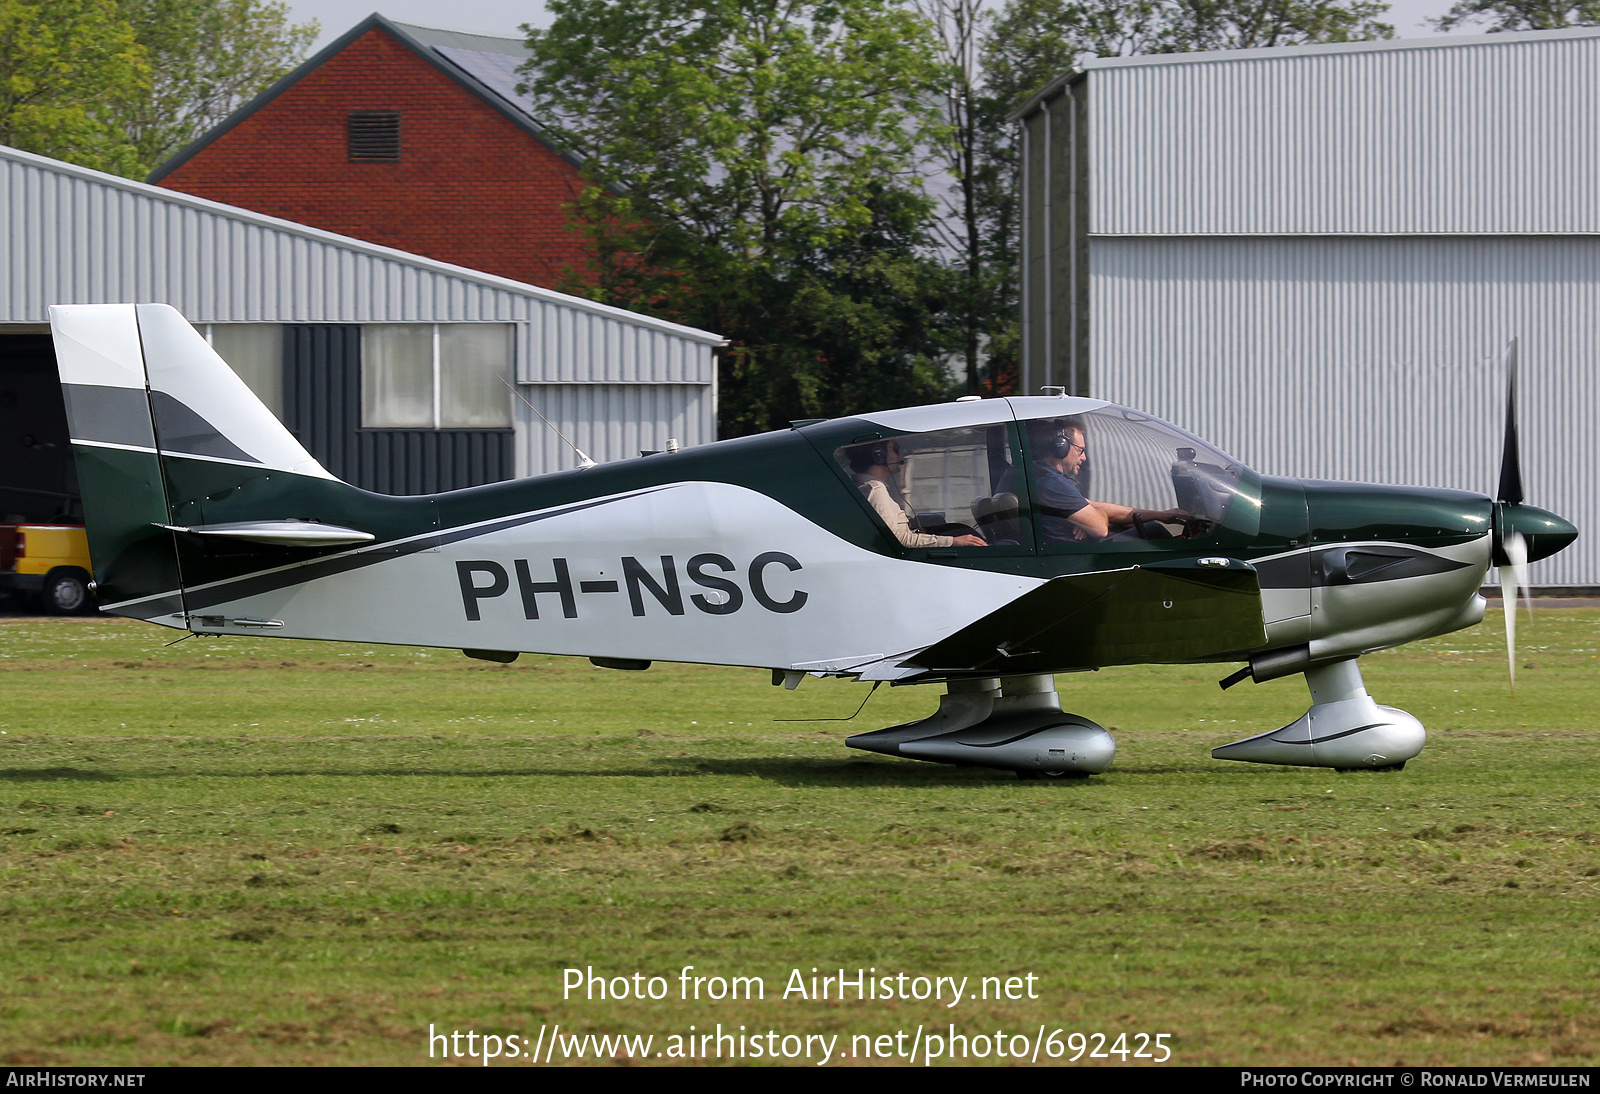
1499 522 1528 691
1494 338 1531 690
1496 338 1523 507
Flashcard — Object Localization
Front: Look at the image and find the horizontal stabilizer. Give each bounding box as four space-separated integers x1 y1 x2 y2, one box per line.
907 559 1265 674
157 520 376 547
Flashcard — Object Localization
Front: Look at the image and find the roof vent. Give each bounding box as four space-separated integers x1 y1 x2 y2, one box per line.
348 111 400 162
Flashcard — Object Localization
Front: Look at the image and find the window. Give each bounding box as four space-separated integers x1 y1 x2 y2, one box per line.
361 324 513 429
348 110 400 162
834 425 1028 549
204 324 283 418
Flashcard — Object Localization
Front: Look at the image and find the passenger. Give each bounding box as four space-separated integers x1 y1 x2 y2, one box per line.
1029 419 1188 542
848 440 986 548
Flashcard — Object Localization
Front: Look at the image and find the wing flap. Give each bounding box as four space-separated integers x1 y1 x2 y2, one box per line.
907 559 1265 674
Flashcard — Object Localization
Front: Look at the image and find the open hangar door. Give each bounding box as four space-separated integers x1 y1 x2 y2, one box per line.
0 329 82 613
0 330 76 524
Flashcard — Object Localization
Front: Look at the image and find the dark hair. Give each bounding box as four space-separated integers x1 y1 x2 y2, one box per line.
1029 417 1088 458
847 440 894 474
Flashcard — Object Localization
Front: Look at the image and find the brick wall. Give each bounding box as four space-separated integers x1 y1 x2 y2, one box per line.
157 27 595 291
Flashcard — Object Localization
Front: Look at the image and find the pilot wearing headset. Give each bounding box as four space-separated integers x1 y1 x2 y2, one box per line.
1031 418 1187 542
848 439 986 549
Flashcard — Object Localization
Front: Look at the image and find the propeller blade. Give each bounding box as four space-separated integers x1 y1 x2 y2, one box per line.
1500 530 1528 691
1497 338 1524 505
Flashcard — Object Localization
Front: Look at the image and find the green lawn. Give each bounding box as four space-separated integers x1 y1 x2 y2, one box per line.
0 609 1596 1066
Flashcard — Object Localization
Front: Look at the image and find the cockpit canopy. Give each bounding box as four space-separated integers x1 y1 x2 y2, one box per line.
829 401 1248 551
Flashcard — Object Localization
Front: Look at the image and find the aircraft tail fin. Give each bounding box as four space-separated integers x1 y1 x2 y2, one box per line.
50 303 343 623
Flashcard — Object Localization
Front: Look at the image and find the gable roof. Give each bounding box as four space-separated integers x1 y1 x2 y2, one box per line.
148 12 578 183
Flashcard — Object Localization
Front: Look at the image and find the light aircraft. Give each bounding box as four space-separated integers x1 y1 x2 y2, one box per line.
49 303 1576 778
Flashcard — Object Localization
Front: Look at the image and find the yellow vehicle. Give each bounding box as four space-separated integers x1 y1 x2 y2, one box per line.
0 521 97 615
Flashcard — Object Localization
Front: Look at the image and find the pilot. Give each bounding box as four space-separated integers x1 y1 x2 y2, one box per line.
1030 418 1187 542
849 440 986 549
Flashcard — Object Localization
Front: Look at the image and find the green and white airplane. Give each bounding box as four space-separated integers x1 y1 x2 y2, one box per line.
50 303 1577 778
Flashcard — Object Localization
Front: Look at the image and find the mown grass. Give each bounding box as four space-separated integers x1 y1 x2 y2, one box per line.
0 609 1596 1066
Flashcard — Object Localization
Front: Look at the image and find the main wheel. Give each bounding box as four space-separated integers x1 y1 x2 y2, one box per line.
42 569 94 616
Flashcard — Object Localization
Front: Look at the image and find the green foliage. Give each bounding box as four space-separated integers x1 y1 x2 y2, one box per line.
918 0 1021 396
1433 0 1600 31
118 0 319 174
0 0 314 179
716 185 962 433
0 0 149 175
984 0 1393 102
1167 0 1393 50
523 0 961 434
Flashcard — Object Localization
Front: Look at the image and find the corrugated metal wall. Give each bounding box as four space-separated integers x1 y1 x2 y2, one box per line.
521 304 714 384
514 383 706 478
0 145 720 481
1087 28 1600 236
1019 81 1090 398
283 325 514 494
1089 236 1600 586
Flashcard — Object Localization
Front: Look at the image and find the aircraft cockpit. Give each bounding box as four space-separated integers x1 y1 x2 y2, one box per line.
818 398 1252 556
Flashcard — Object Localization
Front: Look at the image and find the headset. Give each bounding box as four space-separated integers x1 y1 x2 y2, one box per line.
1033 420 1079 460
848 439 901 474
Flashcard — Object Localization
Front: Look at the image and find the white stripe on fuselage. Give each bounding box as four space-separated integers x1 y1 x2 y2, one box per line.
180 481 1044 669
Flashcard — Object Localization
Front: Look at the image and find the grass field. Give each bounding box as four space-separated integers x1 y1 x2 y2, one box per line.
0 608 1596 1066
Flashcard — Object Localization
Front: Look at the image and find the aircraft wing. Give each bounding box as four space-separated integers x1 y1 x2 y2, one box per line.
904 559 1265 675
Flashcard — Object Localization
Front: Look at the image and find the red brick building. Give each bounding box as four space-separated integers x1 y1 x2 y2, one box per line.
150 15 595 291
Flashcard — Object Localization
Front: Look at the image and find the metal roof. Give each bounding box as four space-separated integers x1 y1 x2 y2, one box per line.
1010 24 1600 121
0 141 721 345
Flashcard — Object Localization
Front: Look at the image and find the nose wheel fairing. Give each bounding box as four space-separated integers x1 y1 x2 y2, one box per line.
1211 658 1426 770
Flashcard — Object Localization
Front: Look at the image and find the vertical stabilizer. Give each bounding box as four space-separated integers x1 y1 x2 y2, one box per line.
51 303 344 627
49 304 183 621
134 305 334 479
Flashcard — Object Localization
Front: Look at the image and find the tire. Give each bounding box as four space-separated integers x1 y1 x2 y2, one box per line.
1017 768 1091 781
42 569 94 616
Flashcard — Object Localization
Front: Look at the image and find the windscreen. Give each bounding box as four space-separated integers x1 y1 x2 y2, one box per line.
1023 407 1245 544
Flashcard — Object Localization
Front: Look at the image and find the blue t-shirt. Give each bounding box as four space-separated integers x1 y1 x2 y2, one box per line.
1031 462 1090 543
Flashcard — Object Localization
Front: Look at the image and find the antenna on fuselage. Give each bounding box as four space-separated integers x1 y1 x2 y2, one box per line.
499 375 597 470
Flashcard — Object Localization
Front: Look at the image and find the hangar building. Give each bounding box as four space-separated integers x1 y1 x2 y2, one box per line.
0 143 720 528
1015 27 1600 587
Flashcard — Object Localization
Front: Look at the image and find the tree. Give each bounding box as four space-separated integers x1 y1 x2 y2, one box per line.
1169 0 1392 50
522 0 959 433
118 0 318 173
1433 0 1600 31
982 0 1393 112
730 184 963 427
0 0 149 175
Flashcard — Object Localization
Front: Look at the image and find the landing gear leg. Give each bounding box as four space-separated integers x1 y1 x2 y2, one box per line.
1211 658 1425 770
